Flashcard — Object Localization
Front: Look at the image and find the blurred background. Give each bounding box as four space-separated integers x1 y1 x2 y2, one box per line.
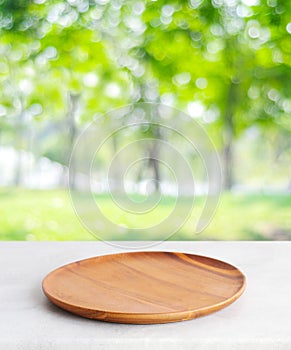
0 0 290 241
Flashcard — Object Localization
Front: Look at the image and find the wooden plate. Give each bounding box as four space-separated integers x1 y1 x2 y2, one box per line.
42 251 246 324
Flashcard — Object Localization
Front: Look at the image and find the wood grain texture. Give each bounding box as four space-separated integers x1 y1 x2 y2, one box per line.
42 251 246 324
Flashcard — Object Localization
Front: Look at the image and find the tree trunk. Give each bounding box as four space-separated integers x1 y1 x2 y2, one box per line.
134 82 162 192
13 100 25 186
67 92 80 190
148 125 161 192
222 82 237 190
222 141 233 190
110 135 123 193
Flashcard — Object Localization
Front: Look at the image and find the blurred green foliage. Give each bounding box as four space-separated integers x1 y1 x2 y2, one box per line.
0 0 290 240
0 0 290 188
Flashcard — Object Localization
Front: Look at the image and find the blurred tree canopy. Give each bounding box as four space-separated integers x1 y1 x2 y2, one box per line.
0 0 291 188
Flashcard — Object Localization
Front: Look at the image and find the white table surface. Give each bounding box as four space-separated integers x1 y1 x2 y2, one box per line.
0 241 291 350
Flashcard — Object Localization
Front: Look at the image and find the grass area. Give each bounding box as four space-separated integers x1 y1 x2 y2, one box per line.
0 188 290 241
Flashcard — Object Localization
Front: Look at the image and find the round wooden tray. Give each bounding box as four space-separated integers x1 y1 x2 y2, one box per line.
42 251 246 324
